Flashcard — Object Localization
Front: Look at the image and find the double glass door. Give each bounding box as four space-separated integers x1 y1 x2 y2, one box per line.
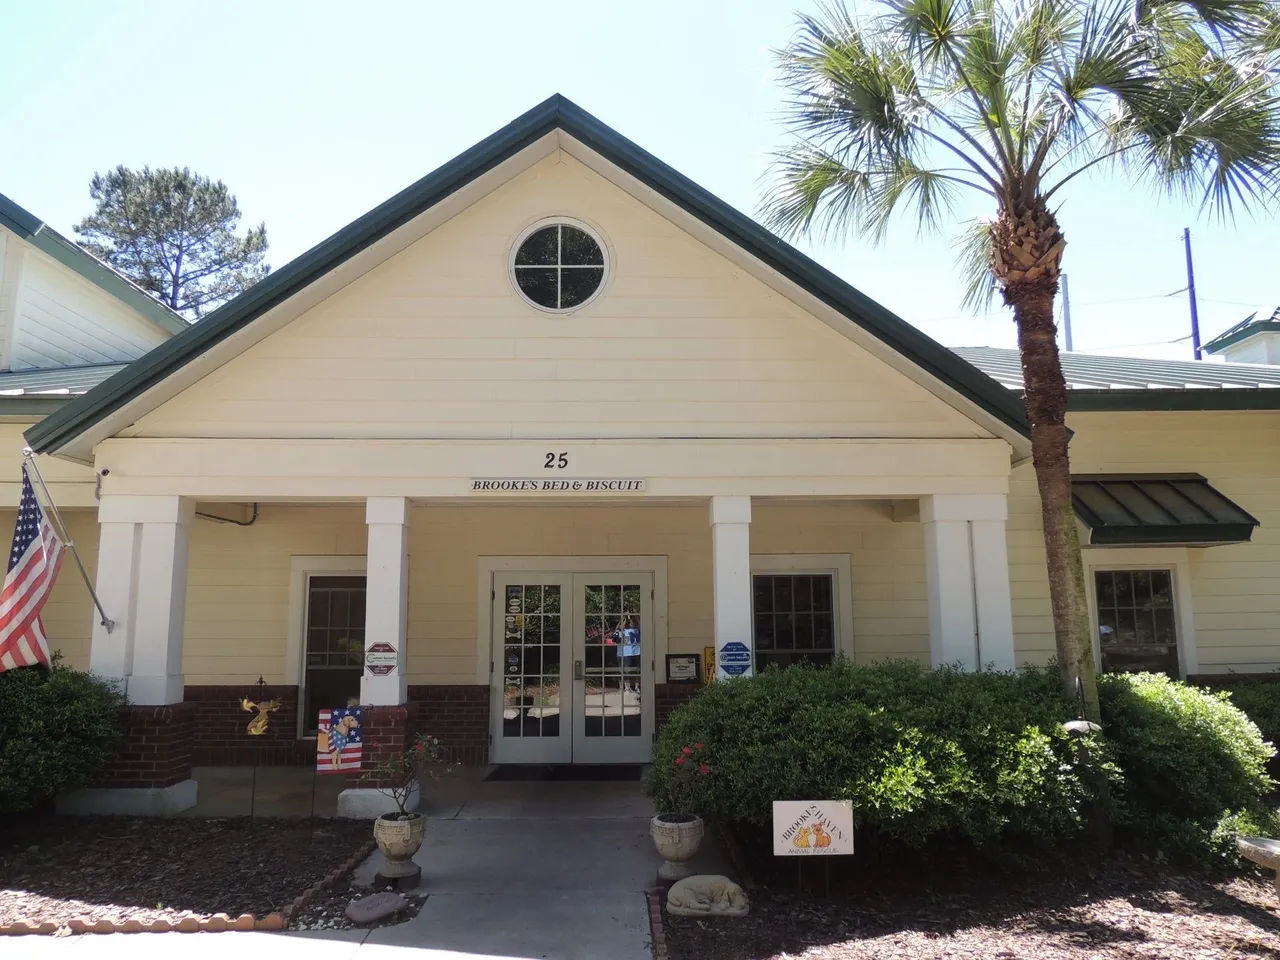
491 571 654 764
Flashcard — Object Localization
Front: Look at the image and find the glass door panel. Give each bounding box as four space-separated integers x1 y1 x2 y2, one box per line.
491 575 571 763
572 574 653 763
302 575 365 733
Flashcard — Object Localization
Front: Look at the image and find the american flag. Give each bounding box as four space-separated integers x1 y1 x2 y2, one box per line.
0 467 65 672
316 706 363 773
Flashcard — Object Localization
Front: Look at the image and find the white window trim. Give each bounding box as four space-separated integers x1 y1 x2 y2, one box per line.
1082 546 1198 678
750 554 855 662
507 216 612 315
286 555 367 737
475 555 669 683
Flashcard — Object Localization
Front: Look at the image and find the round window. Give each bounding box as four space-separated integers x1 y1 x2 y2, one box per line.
511 221 606 311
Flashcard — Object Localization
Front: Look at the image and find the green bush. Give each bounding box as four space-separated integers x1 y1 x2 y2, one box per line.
1219 681 1280 750
646 660 1106 848
1098 672 1276 857
0 662 125 813
648 661 1278 860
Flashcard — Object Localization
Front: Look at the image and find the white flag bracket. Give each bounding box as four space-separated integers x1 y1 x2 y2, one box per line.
21 448 115 633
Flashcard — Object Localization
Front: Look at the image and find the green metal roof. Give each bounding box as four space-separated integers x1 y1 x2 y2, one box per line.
0 192 188 337
1203 308 1280 354
24 94 1031 455
956 346 1280 410
1072 474 1259 546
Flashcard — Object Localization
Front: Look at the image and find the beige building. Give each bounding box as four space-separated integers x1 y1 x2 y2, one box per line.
6 98 1280 815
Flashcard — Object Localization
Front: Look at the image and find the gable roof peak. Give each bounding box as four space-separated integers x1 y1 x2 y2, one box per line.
26 97 1030 458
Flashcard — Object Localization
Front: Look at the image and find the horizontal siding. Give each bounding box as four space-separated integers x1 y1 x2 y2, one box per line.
33 501 925 685
130 151 985 442
12 249 168 370
1009 409 1280 674
0 508 99 669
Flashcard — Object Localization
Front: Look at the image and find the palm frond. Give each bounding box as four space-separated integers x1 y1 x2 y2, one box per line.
763 146 876 240
954 217 1000 311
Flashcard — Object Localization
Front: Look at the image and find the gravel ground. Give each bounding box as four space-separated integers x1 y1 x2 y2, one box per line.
0 816 370 930
665 856 1280 959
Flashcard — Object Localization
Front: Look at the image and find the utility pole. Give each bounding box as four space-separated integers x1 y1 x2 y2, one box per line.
1184 227 1202 360
1061 273 1074 352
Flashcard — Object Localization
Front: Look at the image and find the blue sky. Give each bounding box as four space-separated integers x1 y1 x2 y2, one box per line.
3 0 1276 360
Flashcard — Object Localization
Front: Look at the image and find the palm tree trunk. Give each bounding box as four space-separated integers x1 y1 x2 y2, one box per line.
1011 280 1100 721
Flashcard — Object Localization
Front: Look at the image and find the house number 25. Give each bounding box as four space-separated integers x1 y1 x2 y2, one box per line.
544 452 568 469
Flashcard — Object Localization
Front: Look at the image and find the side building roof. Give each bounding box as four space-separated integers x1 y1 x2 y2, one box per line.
0 192 188 338
956 346 1280 411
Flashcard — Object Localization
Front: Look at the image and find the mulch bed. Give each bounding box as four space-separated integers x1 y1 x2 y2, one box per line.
664 849 1280 959
0 816 371 932
291 878 428 931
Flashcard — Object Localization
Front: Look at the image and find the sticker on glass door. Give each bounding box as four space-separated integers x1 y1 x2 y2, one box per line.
501 583 563 740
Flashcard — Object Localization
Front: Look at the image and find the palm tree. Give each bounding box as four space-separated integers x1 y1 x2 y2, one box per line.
764 0 1280 718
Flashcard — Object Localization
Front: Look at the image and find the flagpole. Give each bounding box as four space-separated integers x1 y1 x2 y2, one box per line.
21 449 114 633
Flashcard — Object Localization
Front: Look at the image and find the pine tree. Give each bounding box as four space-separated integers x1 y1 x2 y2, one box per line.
76 166 269 319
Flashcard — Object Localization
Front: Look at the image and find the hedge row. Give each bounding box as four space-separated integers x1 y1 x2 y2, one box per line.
645 661 1277 860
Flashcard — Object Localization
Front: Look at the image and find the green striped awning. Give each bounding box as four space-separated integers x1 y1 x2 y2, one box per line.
1072 475 1259 546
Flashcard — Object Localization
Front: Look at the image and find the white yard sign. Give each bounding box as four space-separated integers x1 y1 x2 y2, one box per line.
772 800 855 856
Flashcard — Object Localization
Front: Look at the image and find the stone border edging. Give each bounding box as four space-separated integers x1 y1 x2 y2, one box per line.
646 887 669 960
0 839 377 936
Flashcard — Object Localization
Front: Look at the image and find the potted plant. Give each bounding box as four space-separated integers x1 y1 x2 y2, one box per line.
650 742 711 880
362 733 449 880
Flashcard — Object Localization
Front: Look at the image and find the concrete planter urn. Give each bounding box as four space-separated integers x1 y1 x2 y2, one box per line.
373 812 426 879
651 813 704 880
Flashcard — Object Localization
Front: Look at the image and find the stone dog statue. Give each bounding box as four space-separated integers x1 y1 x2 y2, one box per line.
666 875 750 917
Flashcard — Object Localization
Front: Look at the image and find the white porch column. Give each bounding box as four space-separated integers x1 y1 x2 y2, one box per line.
63 495 198 816
89 496 194 704
361 496 409 705
920 494 1015 671
709 495 753 680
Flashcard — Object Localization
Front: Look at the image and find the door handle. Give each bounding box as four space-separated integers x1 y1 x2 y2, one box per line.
574 659 584 680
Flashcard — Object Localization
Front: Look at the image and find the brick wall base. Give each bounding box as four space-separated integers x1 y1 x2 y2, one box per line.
101 702 198 789
409 685 489 765
1187 674 1280 688
358 703 420 785
170 679 696 772
186 684 313 766
655 682 702 729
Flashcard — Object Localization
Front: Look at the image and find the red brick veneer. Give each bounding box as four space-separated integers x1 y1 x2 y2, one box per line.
100 703 198 789
184 685 313 766
655 682 702 728
408 684 489 766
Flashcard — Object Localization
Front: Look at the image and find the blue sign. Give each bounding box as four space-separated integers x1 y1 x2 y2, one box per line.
718 641 752 676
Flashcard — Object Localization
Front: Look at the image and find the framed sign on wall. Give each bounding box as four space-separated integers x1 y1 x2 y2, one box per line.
665 653 701 684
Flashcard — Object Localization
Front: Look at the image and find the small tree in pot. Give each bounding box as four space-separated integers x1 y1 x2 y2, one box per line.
647 743 712 880
362 734 451 883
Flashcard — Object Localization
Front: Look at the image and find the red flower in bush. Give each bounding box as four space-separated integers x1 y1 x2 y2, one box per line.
681 746 693 755
698 763 711 775
675 756 686 766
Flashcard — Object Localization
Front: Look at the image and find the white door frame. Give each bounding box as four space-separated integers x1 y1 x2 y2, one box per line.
479 556 668 763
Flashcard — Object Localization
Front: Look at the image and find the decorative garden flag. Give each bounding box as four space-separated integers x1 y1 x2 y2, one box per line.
316 706 363 773
0 467 65 672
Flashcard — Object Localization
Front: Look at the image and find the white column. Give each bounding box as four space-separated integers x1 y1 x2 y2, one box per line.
362 496 409 705
89 496 193 704
709 496 752 680
920 494 1015 671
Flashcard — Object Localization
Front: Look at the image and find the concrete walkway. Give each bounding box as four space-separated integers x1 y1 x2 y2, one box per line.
16 770 727 960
